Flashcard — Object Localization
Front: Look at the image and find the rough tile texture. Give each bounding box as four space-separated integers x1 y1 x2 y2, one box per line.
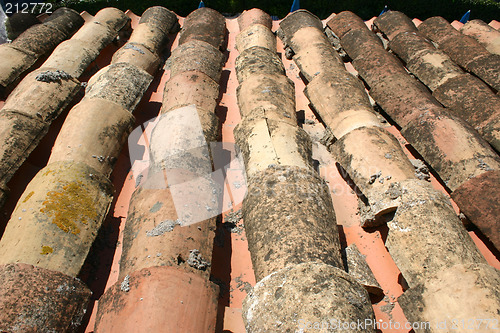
0 263 92 333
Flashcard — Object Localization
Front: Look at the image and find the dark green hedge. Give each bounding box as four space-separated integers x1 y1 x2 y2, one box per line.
49 0 500 22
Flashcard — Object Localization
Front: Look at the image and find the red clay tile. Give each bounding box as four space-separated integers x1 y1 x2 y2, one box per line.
169 40 225 82
373 11 418 41
237 8 272 31
326 10 368 39
161 70 220 115
399 263 500 331
95 266 219 333
460 19 500 55
418 16 460 44
432 73 500 150
0 263 92 333
178 7 226 50
243 262 375 332
236 24 276 51
451 170 500 250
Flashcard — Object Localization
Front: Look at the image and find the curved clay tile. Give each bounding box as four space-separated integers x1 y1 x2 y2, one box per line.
0 8 84 96
0 8 131 209
419 16 500 91
328 10 500 328
0 6 177 332
235 9 375 332
95 7 225 332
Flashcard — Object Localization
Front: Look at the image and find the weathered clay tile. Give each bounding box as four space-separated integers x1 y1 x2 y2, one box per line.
110 42 161 75
40 39 101 77
85 63 153 110
237 10 375 331
401 98 500 191
401 44 463 90
178 7 226 49
118 174 217 280
235 47 285 83
237 8 272 31
329 12 500 194
305 72 381 139
460 19 500 55
90 7 131 33
282 11 431 225
432 73 500 150
243 262 374 332
365 74 441 129
138 5 180 35
277 9 323 51
399 263 500 332
439 34 492 70
466 53 500 91
161 71 220 115
338 27 384 61
419 16 500 91
236 73 296 121
389 30 444 63
351 47 408 88
169 40 225 82
0 161 114 277
376 12 500 151
41 9 129 78
242 166 342 280
325 10 367 39
42 7 85 36
289 26 345 81
328 10 500 326
451 170 500 250
417 16 460 44
2 68 81 122
0 8 84 94
0 45 37 94
235 119 313 178
0 8 130 209
147 107 218 174
332 127 417 225
48 99 135 177
384 180 486 286
0 6 177 331
95 266 218 332
345 244 383 296
235 24 277 52
10 18 70 56
0 263 92 333
373 10 418 40
95 7 224 332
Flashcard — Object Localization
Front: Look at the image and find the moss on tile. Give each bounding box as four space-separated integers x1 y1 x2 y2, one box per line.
40 245 53 255
40 180 97 235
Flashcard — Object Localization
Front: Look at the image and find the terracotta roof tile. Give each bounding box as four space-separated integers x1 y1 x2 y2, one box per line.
94 7 224 331
0 5 499 333
419 15 500 91
460 19 500 55
0 8 83 96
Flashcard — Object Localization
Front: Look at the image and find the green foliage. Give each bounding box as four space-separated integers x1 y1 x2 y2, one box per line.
48 0 500 22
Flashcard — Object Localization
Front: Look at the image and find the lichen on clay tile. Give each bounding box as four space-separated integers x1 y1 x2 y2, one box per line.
0 4 498 333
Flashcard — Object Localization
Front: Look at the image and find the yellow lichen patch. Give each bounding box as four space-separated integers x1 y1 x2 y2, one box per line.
22 191 35 203
40 246 53 255
40 180 98 235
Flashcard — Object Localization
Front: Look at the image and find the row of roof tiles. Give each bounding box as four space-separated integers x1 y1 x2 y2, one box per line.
0 5 498 333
